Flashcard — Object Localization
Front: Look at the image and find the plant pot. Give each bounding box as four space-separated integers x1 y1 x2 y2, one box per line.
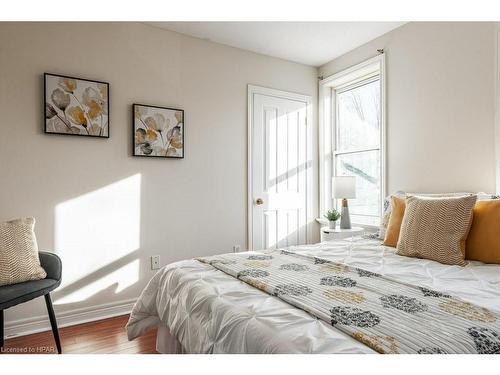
328 221 337 230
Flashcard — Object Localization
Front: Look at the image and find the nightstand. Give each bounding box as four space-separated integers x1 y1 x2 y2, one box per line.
320 226 364 242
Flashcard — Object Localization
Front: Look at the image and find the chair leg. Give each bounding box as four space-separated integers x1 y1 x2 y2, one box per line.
44 294 61 354
1 309 4 349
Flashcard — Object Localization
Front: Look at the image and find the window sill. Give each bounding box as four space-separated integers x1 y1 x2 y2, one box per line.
316 218 379 232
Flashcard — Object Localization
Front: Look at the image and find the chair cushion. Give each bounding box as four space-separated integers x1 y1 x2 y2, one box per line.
0 278 60 310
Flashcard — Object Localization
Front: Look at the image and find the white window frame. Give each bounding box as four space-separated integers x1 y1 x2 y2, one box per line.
495 23 500 194
319 54 386 228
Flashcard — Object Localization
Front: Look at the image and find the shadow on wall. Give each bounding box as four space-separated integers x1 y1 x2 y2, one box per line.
52 174 142 306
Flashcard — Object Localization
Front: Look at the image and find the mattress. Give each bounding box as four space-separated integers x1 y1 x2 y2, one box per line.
126 237 500 353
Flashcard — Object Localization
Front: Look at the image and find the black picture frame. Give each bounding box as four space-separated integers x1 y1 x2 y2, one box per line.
44 72 110 138
132 103 185 159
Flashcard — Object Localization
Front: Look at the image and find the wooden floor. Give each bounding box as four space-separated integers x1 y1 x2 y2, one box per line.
1 315 157 354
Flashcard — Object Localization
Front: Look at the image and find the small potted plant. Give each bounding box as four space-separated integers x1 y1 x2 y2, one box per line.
324 209 341 229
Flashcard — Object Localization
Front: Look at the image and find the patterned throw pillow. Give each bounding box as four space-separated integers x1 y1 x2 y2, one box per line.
379 191 474 239
0 217 47 286
396 195 477 266
379 191 405 239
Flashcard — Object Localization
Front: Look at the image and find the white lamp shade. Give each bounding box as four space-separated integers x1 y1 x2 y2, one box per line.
332 176 356 199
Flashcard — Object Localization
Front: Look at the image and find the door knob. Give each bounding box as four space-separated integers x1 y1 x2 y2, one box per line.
255 198 264 205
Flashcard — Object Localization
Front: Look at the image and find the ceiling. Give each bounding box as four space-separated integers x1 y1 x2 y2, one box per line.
149 22 405 67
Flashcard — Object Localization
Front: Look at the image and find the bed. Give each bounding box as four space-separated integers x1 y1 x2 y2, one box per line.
126 237 500 354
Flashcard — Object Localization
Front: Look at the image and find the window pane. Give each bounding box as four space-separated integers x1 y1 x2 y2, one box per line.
337 79 380 150
336 150 380 217
350 214 380 227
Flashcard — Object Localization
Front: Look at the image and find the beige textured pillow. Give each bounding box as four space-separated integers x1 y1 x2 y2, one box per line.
396 195 477 266
0 217 47 286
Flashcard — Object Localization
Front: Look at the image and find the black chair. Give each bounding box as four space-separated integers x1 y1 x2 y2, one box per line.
0 252 62 353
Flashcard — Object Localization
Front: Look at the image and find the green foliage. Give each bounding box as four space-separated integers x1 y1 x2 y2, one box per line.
324 209 341 222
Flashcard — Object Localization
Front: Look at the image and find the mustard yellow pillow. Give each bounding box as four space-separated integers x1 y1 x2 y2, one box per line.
383 196 406 247
466 200 500 264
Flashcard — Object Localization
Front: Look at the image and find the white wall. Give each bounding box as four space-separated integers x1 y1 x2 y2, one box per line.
0 22 318 332
2 21 496 336
319 22 496 195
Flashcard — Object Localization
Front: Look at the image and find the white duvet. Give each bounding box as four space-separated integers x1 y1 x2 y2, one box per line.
126 237 500 353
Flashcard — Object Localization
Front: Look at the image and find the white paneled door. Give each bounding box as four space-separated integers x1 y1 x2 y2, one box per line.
248 85 312 251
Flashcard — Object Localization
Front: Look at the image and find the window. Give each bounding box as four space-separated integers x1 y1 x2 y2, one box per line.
319 55 385 227
335 77 381 225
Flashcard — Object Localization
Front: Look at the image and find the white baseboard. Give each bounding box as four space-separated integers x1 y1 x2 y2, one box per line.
4 298 137 338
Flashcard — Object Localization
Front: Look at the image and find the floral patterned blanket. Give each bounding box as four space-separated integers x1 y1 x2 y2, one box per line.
197 249 500 354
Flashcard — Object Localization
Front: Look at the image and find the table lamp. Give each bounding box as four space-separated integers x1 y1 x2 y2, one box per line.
332 176 356 229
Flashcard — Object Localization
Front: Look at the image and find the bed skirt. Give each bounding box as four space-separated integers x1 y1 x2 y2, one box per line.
156 325 186 354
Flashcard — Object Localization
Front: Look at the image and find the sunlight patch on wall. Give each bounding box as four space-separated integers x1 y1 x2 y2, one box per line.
54 174 141 303
55 259 140 305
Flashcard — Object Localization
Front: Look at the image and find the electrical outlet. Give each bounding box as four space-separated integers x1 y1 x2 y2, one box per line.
233 245 241 253
151 255 160 270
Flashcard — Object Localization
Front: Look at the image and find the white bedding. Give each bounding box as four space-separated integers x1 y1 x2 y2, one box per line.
126 237 500 353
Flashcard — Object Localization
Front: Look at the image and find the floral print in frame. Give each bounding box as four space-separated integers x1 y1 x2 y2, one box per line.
44 73 109 138
133 104 184 159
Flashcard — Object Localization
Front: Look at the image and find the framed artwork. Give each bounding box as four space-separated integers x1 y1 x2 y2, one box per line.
44 73 109 138
133 104 184 159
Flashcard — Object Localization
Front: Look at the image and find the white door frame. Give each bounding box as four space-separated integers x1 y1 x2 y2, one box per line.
247 84 313 251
